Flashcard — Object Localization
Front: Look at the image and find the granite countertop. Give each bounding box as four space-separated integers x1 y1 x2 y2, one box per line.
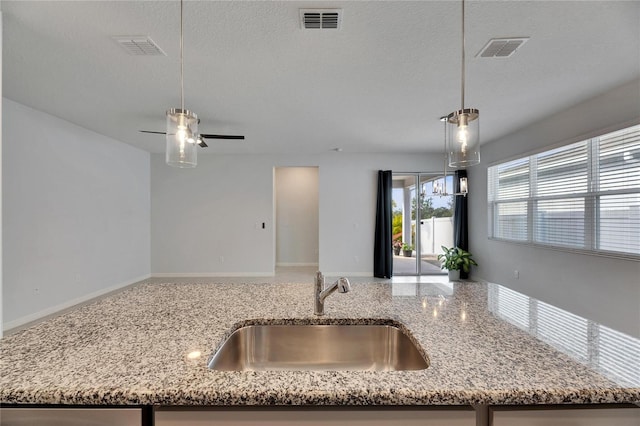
1 280 639 406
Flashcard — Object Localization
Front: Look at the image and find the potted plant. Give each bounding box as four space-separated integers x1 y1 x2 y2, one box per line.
437 246 478 281
402 243 414 257
393 240 402 256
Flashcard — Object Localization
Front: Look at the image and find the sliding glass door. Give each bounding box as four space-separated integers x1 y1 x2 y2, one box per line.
392 173 454 275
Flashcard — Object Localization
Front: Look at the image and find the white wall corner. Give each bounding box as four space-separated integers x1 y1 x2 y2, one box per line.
3 100 151 326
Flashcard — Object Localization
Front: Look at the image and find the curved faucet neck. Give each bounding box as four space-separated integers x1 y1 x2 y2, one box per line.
314 272 350 316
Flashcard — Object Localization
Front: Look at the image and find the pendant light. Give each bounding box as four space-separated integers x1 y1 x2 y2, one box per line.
446 0 480 168
166 0 198 168
434 116 468 197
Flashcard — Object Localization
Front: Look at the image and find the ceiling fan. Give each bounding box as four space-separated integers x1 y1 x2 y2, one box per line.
139 122 245 148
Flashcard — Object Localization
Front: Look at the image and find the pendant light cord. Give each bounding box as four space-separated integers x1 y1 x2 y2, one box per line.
461 0 465 110
180 0 184 111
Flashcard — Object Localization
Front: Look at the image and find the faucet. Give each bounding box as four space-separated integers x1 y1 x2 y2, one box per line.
314 271 351 316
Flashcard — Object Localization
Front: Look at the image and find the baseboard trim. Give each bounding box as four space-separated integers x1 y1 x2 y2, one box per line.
151 272 275 278
276 263 319 267
323 272 373 277
3 273 151 334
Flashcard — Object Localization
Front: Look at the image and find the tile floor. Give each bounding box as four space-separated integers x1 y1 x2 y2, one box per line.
143 266 450 285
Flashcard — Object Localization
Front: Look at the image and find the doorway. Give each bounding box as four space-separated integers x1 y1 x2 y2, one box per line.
274 167 319 269
392 173 454 275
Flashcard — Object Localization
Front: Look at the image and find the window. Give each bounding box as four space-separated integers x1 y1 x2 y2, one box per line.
487 158 529 241
488 124 640 257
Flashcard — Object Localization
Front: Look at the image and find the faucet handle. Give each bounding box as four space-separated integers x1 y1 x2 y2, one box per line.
337 277 351 293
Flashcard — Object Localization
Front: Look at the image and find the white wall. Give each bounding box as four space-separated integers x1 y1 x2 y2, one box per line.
151 152 441 276
275 167 319 266
0 10 4 336
150 154 275 276
2 99 151 329
468 78 640 338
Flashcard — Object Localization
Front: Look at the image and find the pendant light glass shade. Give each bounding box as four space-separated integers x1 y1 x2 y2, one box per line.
166 108 198 168
433 115 470 197
446 108 480 168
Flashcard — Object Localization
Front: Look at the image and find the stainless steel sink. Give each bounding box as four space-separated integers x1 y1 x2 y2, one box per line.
208 323 429 371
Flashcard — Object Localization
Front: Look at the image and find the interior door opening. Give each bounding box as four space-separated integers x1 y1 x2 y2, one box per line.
274 167 319 271
392 173 454 276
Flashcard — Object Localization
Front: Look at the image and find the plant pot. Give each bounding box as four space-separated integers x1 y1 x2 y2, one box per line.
403 250 413 257
448 270 460 281
393 248 401 256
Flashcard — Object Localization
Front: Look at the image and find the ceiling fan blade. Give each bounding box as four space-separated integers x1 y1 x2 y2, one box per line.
140 130 240 145
200 134 245 140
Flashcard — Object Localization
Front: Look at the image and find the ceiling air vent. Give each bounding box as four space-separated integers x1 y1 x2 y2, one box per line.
476 37 529 58
113 36 166 56
299 9 342 30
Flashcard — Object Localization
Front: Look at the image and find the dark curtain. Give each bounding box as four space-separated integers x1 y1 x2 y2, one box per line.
453 169 469 279
374 170 393 278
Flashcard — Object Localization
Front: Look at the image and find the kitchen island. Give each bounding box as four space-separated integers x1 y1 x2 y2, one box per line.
1 279 638 425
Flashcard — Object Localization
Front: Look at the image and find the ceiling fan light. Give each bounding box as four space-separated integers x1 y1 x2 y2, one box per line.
446 108 480 168
166 108 198 168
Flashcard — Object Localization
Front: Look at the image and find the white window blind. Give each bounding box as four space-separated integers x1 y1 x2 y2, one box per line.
597 126 640 254
534 141 588 248
488 124 640 257
488 158 529 242
536 141 588 196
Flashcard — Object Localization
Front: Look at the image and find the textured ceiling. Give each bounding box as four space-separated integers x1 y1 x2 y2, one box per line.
2 1 639 154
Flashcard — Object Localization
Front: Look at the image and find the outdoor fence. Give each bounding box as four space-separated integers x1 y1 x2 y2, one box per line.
416 216 453 255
